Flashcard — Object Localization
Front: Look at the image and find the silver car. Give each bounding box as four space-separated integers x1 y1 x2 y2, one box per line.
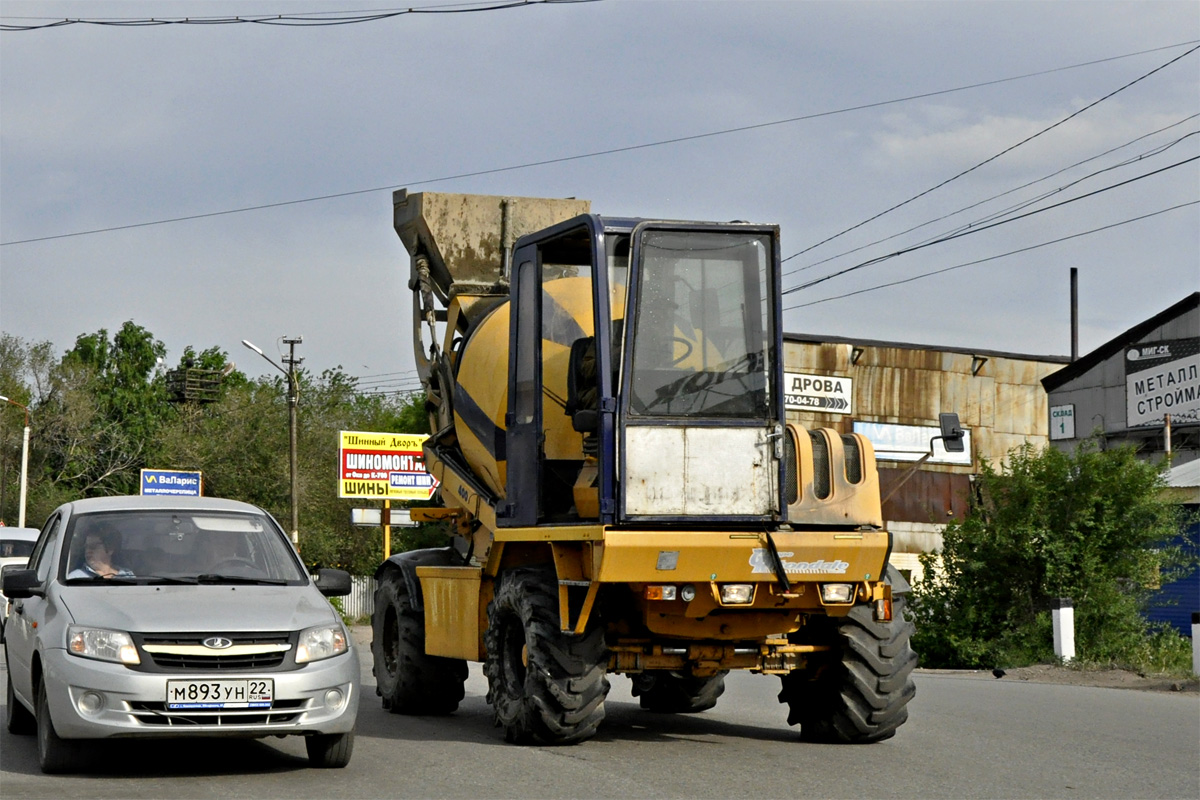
0 526 40 640
2 496 360 773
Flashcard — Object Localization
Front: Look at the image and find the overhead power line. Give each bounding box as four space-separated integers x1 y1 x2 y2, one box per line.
2 40 1196 247
781 155 1199 296
782 114 1200 279
782 42 1200 264
0 0 594 31
784 201 1199 312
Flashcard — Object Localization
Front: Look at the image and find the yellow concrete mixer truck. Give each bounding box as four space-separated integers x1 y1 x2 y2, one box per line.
370 190 930 745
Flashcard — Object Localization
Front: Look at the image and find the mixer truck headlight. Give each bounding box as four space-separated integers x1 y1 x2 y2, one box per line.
719 584 754 605
680 584 696 602
820 583 855 604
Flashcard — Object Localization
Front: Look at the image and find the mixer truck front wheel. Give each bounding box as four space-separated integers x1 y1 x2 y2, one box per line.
632 670 728 713
777 589 918 743
484 567 609 745
371 571 467 715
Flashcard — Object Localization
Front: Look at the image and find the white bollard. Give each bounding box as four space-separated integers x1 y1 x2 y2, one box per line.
1051 598 1075 663
1192 613 1199 677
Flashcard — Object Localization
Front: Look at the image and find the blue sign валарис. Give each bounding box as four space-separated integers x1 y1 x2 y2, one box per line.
141 469 202 496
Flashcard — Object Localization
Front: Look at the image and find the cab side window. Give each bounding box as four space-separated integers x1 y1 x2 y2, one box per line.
29 514 62 583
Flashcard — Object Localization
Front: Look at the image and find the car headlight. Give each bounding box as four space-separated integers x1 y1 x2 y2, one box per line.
296 623 349 664
67 625 140 665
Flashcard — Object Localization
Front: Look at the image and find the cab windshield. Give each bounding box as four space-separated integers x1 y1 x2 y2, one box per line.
628 230 772 417
60 510 307 584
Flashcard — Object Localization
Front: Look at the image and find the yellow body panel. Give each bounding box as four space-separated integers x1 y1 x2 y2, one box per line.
416 565 486 661
595 528 889 584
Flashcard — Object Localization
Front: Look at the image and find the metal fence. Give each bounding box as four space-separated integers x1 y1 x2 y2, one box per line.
338 575 376 621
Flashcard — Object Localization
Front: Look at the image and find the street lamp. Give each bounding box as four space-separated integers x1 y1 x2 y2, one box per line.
0 395 31 528
241 337 303 547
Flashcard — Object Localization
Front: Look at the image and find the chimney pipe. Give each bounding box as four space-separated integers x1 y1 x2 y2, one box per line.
1070 267 1079 362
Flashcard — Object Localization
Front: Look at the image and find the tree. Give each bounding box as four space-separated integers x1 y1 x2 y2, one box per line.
0 333 56 523
6 320 439 573
909 442 1193 671
44 322 171 495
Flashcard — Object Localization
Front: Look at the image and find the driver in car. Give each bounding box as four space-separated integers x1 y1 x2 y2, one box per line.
68 527 135 579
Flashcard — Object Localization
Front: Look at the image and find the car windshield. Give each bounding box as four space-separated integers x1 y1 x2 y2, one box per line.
0 539 36 559
60 510 307 584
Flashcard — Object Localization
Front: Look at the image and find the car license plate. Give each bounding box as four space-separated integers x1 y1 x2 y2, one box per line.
166 679 273 709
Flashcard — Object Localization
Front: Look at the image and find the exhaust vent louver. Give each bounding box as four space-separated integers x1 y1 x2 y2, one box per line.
842 435 862 484
810 431 831 499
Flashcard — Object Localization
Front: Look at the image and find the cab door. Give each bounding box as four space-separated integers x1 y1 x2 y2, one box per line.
503 218 613 526
618 224 784 522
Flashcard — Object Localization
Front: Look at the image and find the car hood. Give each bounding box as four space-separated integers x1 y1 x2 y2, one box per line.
56 584 341 634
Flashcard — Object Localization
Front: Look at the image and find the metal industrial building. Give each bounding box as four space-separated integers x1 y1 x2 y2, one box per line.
782 332 1070 580
1041 292 1199 469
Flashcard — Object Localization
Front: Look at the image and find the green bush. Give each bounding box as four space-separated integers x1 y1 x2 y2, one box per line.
910 441 1194 675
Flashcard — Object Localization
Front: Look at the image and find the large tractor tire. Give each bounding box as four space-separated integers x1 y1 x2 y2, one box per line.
371 570 467 715
778 590 918 743
631 670 728 713
484 567 609 745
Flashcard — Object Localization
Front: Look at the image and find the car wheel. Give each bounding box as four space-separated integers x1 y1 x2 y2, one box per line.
37 679 85 774
5 656 35 735
305 731 354 768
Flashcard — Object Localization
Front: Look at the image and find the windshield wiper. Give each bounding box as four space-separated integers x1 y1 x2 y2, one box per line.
138 575 200 585
195 574 289 585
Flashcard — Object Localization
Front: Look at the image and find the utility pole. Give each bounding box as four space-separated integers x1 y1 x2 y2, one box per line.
282 337 303 547
0 395 31 528
241 337 303 549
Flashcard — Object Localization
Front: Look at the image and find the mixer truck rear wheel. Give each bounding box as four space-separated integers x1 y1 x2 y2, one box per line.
484 567 609 744
372 571 467 715
778 594 918 743
632 670 727 713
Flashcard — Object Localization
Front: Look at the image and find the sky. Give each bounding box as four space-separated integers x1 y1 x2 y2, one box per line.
1 0 1197 394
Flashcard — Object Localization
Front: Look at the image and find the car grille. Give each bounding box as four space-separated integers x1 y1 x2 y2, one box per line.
128 699 308 727
134 632 294 672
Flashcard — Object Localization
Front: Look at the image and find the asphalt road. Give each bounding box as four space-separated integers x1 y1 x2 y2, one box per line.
3 634 1197 800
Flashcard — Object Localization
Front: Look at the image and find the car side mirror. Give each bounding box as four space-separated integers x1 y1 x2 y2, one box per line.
939 412 965 453
2 567 43 599
314 568 352 597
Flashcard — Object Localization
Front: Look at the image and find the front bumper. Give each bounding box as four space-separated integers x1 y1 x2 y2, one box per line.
39 646 360 740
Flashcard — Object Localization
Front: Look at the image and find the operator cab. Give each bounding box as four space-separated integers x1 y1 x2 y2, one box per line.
504 216 784 528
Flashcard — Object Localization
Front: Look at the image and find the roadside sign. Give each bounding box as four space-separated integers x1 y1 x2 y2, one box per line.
784 372 853 414
852 421 972 466
140 469 202 497
1050 404 1076 440
338 431 439 500
1125 337 1199 428
350 507 418 527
